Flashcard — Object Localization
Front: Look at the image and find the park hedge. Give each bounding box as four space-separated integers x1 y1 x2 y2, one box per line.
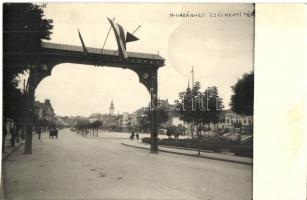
142 136 241 153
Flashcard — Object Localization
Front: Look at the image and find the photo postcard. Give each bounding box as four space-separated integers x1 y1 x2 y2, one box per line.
2 3 255 200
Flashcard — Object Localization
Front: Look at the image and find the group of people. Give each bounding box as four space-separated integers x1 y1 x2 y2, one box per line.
130 129 139 141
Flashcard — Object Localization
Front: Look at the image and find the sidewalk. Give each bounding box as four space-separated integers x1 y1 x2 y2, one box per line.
122 140 252 166
1 136 25 200
1 137 25 161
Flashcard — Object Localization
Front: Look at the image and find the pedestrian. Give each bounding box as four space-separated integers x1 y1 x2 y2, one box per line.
37 126 42 140
136 133 139 141
10 125 16 147
131 129 135 140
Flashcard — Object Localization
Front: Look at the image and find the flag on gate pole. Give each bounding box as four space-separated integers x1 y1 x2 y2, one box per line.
107 17 128 59
77 28 88 55
126 32 139 43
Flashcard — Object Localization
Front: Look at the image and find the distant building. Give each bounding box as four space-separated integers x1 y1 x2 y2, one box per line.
133 107 147 131
88 101 123 131
221 110 253 134
158 99 184 128
89 113 103 122
131 100 186 133
121 112 130 130
34 99 56 125
196 109 253 135
109 100 114 115
101 114 122 131
56 116 75 127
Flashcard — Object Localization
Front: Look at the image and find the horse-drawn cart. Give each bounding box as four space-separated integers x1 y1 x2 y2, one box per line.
49 129 58 139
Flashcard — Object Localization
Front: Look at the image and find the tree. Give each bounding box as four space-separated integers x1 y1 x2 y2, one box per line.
144 101 169 130
3 3 53 154
166 126 178 138
4 3 53 66
139 115 150 133
200 86 224 125
176 82 224 155
90 120 102 136
2 86 26 151
176 81 201 126
230 71 254 116
75 119 90 135
176 82 224 137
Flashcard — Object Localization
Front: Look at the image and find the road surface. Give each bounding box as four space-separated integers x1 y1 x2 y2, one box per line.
2 128 252 200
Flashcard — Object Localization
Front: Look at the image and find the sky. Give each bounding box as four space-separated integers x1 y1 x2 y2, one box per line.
35 3 254 117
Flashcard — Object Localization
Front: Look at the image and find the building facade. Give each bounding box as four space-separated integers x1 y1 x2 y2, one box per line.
34 99 56 126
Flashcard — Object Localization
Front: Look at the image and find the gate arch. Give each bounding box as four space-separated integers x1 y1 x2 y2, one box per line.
6 42 165 154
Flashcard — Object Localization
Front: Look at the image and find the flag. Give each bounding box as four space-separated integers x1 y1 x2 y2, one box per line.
77 28 88 54
107 17 128 59
118 23 126 49
126 32 139 43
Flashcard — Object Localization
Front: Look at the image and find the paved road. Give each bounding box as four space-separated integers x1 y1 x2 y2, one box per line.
2 128 252 200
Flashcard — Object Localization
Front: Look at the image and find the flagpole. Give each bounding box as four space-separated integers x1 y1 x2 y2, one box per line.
132 25 141 34
77 28 88 54
100 17 115 54
192 66 195 88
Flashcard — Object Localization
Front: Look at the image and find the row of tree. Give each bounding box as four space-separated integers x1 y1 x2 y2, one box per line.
140 70 254 137
3 3 53 153
75 120 103 136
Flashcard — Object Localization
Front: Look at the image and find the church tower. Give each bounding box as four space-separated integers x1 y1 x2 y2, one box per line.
109 100 114 115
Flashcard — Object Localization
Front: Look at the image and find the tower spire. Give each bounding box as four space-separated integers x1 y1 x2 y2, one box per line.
191 66 194 88
109 100 114 115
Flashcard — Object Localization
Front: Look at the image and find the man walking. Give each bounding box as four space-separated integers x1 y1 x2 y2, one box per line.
37 126 42 140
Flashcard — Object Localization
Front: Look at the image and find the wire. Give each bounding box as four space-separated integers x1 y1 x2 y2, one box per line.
100 17 115 55
96 17 115 67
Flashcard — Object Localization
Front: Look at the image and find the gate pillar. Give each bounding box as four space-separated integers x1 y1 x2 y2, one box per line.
24 65 54 154
131 66 159 153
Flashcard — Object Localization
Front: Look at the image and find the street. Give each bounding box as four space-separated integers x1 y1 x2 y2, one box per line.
2 128 252 200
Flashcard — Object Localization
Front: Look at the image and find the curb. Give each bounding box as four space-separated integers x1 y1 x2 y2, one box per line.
121 142 252 166
137 141 215 153
2 142 24 161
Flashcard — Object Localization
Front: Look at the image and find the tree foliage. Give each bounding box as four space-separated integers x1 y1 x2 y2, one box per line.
4 3 53 65
166 126 178 138
230 71 254 116
144 101 169 129
3 3 53 126
75 119 90 130
3 3 54 153
91 120 103 129
176 81 224 128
